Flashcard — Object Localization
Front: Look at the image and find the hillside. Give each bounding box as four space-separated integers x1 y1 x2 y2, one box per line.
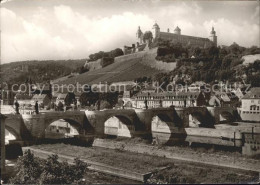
151 42 260 87
0 59 86 84
56 48 177 85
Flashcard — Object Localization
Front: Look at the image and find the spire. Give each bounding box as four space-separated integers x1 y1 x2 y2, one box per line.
211 26 216 34
174 26 181 35
153 22 160 29
174 26 181 31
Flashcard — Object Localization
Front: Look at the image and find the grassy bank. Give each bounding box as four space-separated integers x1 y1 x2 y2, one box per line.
29 143 259 183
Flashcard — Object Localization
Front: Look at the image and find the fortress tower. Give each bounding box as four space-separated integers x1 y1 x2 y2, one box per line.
174 26 181 35
136 26 143 44
209 27 217 46
152 23 160 39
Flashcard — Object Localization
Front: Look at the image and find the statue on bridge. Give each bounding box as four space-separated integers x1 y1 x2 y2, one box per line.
14 100 20 114
35 101 39 114
144 99 148 109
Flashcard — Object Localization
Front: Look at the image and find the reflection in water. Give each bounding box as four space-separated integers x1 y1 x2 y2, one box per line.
104 116 133 138
151 115 186 145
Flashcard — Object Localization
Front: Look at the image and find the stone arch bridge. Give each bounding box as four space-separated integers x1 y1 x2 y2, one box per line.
3 106 237 144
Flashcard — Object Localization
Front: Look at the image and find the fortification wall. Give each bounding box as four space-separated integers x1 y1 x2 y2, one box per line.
142 48 177 71
114 48 177 72
114 51 147 63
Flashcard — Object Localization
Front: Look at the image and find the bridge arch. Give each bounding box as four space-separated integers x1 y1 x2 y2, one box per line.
44 118 84 138
104 115 135 137
5 125 21 141
186 107 214 128
151 113 183 145
188 112 204 127
219 111 234 122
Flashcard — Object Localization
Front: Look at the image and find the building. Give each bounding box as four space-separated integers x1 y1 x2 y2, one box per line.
55 93 75 106
209 92 240 107
238 87 260 122
124 23 217 56
188 81 207 92
31 94 51 108
133 91 207 109
152 23 217 47
231 88 245 100
45 121 79 139
0 83 15 105
14 93 33 106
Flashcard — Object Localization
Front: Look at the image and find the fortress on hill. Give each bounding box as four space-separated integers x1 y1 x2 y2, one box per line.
124 22 217 54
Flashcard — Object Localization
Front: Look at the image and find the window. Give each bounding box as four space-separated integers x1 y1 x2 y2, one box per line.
251 100 254 103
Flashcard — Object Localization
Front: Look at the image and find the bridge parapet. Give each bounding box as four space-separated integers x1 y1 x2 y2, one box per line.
4 107 237 144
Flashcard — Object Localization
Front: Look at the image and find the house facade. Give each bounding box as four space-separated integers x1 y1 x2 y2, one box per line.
238 87 260 122
32 94 51 108
55 93 75 106
132 91 207 109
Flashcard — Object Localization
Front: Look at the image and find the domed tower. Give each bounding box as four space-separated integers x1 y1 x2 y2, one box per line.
152 23 160 39
136 26 143 44
209 27 217 46
174 26 181 35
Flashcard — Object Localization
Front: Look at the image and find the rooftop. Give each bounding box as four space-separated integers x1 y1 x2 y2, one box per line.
242 87 260 99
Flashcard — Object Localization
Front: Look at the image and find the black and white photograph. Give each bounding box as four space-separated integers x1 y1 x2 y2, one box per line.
1 0 260 184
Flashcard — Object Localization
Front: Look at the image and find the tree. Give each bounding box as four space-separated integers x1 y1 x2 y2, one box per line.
79 66 89 74
9 150 87 184
143 31 153 42
110 48 124 58
192 47 201 57
99 100 112 110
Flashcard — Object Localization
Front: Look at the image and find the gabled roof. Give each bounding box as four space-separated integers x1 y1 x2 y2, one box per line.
242 87 260 99
174 26 181 31
57 93 68 99
213 91 238 102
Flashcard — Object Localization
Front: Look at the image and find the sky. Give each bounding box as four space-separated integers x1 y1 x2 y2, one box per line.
1 0 259 63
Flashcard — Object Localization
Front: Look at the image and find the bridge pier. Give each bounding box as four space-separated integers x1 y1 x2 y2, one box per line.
22 114 46 139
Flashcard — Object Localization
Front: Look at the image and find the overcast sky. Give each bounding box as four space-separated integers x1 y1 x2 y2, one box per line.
1 0 259 63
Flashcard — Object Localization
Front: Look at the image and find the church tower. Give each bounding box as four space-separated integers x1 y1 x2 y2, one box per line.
209 27 217 46
152 23 160 39
136 26 143 44
174 26 181 35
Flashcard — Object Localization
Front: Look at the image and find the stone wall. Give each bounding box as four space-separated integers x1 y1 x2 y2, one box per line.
114 51 147 63
239 112 260 122
84 59 103 71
